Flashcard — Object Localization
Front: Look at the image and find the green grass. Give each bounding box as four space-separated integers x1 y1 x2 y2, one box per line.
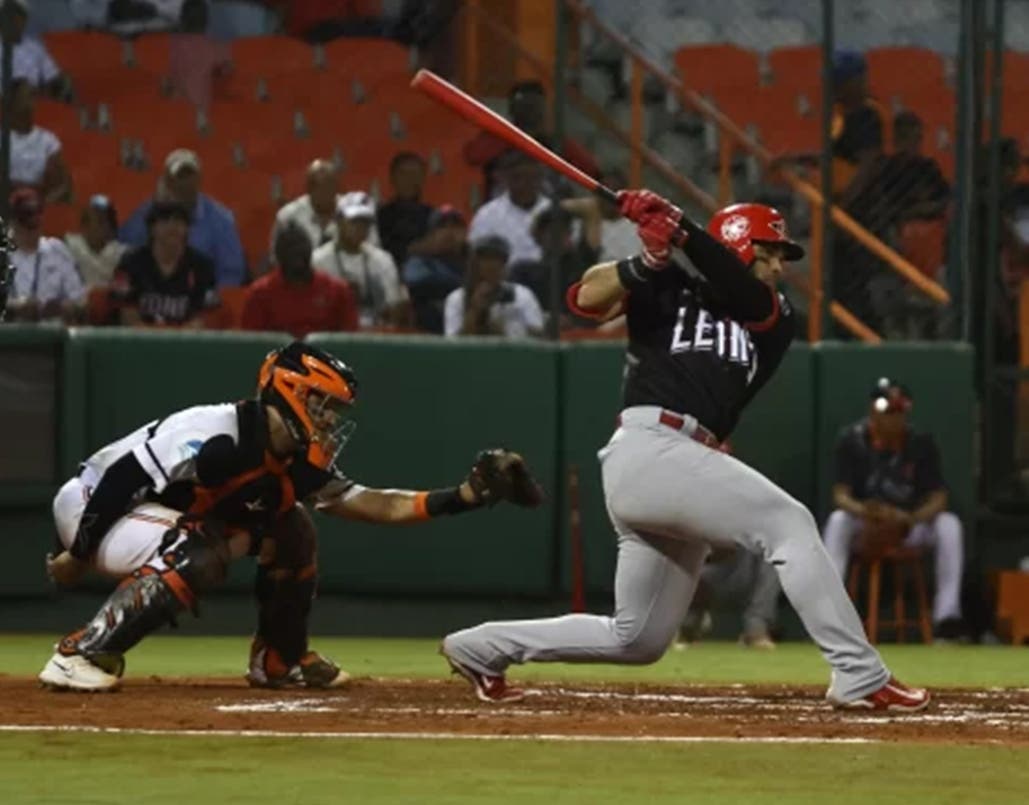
2 733 1027 805
1 634 1027 688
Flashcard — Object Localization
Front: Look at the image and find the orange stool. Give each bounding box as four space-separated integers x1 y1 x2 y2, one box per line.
996 571 1029 645
847 543 933 644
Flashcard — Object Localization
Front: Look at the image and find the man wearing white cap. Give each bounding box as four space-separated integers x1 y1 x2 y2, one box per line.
120 148 246 287
312 191 409 328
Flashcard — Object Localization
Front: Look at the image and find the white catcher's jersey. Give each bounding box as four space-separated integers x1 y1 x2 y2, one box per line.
80 404 239 494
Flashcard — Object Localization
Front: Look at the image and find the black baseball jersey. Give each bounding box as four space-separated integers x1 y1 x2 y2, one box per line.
155 400 345 534
622 265 795 441
834 419 944 511
112 245 217 325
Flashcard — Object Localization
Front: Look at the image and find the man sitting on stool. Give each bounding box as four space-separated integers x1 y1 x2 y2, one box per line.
822 377 966 641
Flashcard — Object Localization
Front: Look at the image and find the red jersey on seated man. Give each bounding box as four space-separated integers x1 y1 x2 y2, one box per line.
111 200 218 327
242 221 359 337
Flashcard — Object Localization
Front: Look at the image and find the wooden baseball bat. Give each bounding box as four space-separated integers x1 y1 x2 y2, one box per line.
411 69 619 205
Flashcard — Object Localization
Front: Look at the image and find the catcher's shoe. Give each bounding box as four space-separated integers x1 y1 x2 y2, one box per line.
827 676 930 713
39 651 121 692
440 646 524 703
738 631 777 650
246 638 350 689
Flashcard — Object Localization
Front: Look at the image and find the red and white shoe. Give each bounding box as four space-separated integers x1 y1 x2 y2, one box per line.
828 676 930 712
440 647 524 703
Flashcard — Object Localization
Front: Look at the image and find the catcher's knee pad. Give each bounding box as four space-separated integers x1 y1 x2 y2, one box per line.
59 521 231 669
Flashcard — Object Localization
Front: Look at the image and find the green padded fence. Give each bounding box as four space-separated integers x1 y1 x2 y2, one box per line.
305 334 561 596
0 328 977 603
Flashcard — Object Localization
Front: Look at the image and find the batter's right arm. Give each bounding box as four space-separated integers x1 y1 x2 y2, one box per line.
574 261 624 311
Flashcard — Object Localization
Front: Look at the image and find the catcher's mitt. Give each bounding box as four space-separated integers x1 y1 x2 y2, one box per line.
467 449 545 508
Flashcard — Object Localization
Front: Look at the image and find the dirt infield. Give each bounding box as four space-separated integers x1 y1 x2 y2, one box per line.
2 676 1028 744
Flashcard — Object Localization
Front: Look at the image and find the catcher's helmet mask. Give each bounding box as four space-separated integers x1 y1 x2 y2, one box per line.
257 342 358 472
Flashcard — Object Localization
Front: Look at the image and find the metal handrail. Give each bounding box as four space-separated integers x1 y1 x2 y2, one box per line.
565 0 951 308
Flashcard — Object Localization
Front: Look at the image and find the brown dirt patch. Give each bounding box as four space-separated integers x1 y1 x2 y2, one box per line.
1 676 1027 745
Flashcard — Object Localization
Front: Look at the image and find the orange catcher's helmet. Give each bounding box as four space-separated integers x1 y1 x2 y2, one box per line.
707 203 804 266
257 341 358 471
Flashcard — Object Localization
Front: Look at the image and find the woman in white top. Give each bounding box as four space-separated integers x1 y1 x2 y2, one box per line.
8 78 72 203
64 195 129 289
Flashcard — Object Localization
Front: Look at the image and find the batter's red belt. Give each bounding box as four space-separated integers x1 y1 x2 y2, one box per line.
616 409 721 449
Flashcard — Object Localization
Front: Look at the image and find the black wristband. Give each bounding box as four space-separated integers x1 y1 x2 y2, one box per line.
426 486 480 517
616 256 650 289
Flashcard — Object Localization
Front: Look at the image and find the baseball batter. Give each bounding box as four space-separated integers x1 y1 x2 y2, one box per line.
41 341 542 691
442 189 930 712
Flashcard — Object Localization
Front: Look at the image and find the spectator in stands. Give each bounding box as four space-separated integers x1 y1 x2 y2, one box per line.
168 0 231 110
242 221 358 338
509 203 598 324
563 168 642 263
464 80 598 199
312 191 410 328
271 159 341 251
266 0 385 41
835 111 952 338
106 0 186 35
4 188 84 323
6 79 71 204
377 151 433 268
444 235 542 338
64 195 128 290
468 150 550 267
0 0 70 99
677 545 782 651
120 149 246 287
822 378 966 642
402 204 466 334
831 51 889 198
112 200 218 327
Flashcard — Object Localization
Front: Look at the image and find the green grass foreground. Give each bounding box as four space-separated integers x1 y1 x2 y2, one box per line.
1 634 1027 687
2 733 1027 805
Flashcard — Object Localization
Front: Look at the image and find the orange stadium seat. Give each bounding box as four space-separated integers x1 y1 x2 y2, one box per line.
866 47 947 106
321 37 411 86
715 87 820 158
228 36 316 76
234 205 277 273
205 166 279 212
202 100 300 147
34 99 82 137
74 66 160 106
262 71 352 113
45 30 124 75
674 45 760 101
768 45 822 94
79 166 158 216
129 33 172 75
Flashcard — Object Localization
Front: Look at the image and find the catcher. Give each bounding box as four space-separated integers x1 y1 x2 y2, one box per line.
41 340 543 691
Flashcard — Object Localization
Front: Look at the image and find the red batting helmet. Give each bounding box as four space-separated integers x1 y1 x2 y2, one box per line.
707 203 804 266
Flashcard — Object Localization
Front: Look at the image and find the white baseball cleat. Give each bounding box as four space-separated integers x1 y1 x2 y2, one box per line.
38 652 121 692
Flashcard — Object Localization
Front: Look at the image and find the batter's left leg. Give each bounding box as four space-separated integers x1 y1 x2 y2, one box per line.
443 526 708 676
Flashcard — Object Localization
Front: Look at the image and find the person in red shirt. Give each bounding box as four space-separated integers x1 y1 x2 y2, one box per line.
464 80 599 199
242 222 358 337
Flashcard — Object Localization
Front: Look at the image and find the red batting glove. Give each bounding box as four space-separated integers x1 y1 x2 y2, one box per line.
637 211 682 269
617 189 683 224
